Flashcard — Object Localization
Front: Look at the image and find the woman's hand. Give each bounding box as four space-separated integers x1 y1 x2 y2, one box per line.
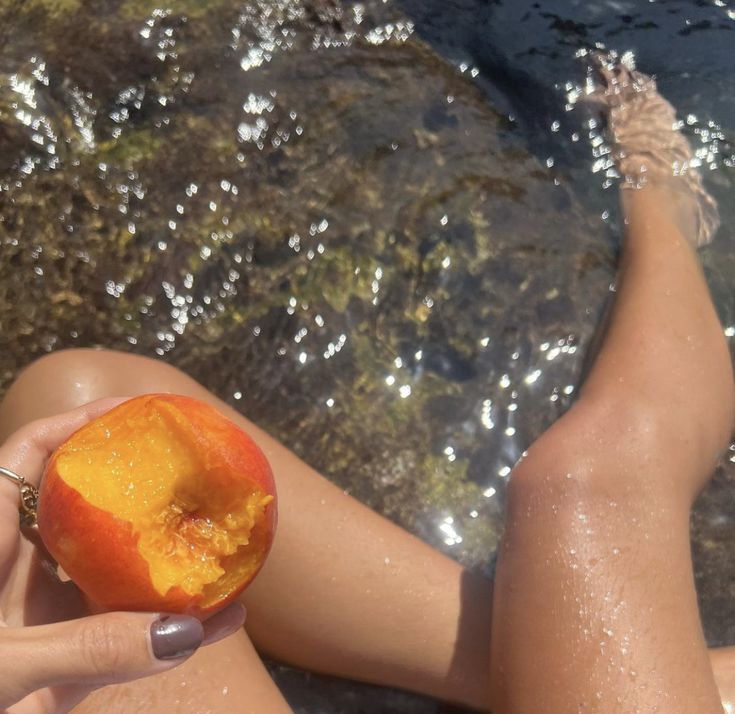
0 398 246 714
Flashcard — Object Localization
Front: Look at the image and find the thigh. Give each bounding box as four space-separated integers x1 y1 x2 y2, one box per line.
72 630 291 714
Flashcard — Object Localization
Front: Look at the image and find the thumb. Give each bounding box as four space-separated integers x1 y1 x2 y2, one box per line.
1 611 203 709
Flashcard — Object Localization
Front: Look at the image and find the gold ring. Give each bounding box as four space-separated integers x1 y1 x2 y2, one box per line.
0 466 39 526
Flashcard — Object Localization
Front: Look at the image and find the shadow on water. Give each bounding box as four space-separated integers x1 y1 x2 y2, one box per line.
0 0 733 710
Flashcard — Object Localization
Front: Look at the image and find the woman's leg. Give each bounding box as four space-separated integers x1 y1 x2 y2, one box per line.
2 348 735 712
488 64 735 711
713 647 735 714
0 348 493 711
72 631 292 714
4 350 735 714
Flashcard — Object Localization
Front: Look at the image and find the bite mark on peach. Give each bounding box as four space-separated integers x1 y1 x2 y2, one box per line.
38 394 277 616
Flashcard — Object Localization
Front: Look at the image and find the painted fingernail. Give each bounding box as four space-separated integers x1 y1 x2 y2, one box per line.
150 614 204 660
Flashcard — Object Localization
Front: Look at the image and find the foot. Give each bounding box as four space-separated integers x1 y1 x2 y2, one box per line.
586 50 720 247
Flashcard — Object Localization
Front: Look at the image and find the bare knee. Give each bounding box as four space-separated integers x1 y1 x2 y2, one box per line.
9 348 153 402
507 394 705 514
0 349 193 438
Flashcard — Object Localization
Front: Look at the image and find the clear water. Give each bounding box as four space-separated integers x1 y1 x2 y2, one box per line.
0 1 733 711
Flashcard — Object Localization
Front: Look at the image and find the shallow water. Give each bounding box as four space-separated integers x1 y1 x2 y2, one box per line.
0 0 733 711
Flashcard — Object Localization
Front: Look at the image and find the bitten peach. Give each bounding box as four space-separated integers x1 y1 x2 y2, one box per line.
37 394 276 617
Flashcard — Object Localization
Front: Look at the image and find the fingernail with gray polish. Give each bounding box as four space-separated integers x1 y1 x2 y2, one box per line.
151 615 204 660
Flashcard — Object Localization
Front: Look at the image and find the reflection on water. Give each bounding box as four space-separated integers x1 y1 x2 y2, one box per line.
0 0 733 710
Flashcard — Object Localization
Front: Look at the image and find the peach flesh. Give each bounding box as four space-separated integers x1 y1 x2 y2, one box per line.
38 394 276 616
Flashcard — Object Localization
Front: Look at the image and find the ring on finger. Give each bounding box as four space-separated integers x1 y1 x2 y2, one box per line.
0 466 39 526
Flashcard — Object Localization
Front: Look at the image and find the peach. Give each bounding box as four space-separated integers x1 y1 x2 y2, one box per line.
37 394 276 617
